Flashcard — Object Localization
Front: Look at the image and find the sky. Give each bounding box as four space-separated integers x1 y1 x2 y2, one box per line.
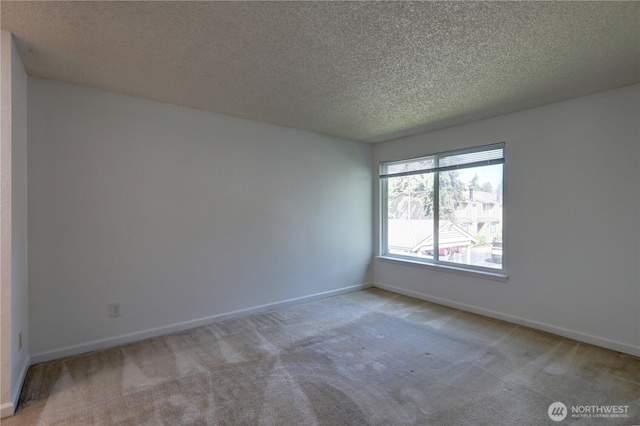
458 164 503 190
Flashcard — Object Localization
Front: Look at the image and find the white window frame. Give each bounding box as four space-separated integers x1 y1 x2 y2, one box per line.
379 143 506 278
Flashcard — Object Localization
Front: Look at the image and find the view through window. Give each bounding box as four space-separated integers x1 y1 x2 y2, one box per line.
381 144 504 273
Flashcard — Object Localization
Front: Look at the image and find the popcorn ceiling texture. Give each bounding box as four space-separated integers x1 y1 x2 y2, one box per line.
1 1 638 142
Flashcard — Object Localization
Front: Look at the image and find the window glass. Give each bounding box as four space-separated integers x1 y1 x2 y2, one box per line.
438 165 502 269
386 173 434 259
381 144 504 274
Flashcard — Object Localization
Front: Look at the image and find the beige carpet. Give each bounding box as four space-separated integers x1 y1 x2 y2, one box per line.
5 288 639 425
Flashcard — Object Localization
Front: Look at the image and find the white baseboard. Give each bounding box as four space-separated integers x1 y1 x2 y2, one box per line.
11 355 30 410
31 283 373 365
0 402 15 419
373 282 640 358
0 355 31 418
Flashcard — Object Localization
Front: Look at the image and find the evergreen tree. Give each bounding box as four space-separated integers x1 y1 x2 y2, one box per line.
388 170 466 222
470 174 481 190
431 171 467 221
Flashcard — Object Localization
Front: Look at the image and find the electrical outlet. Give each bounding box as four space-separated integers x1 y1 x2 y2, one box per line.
110 303 121 317
18 332 22 351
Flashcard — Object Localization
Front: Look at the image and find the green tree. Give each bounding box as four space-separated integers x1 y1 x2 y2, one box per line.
470 174 481 190
388 170 466 222
433 171 468 221
388 174 431 198
480 181 493 193
388 173 433 219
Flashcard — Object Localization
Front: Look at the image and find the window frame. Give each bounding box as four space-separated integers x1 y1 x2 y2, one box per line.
379 143 506 278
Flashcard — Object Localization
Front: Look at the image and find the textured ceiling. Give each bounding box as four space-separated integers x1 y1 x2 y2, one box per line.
1 1 639 143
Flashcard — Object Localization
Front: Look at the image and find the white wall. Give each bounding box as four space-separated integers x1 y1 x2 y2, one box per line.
9 31 28 412
28 78 372 360
373 85 640 356
0 30 29 418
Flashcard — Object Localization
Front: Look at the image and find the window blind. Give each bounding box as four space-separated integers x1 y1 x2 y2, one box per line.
380 143 504 179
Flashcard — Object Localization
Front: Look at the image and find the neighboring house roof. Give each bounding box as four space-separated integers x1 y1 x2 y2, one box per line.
456 218 474 224
388 219 433 250
477 215 501 223
388 219 477 252
468 190 500 204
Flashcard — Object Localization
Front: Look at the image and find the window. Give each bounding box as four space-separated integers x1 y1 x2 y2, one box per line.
380 143 504 274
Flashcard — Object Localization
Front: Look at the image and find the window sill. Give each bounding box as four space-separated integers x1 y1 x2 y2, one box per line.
376 256 508 282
